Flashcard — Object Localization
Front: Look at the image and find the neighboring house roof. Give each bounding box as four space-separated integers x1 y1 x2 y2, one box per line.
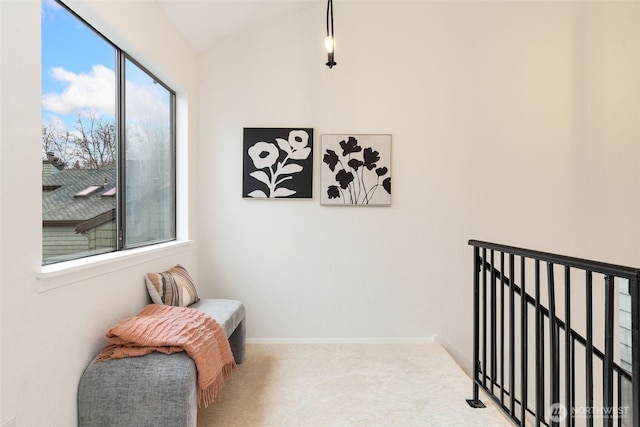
42 152 66 177
42 163 117 233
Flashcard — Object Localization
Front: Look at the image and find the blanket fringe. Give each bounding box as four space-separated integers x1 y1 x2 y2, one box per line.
95 344 117 362
198 361 236 408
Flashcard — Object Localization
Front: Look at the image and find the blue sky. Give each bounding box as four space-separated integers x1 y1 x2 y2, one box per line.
41 0 171 146
41 0 116 129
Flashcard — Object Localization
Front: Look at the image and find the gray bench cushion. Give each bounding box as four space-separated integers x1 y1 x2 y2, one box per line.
190 299 245 338
78 299 245 427
78 352 197 427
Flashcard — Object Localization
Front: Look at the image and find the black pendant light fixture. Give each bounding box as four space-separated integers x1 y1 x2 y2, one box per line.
325 0 336 68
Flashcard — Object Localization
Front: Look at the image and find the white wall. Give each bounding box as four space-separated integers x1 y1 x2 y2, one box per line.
197 0 639 362
0 0 199 425
0 0 638 425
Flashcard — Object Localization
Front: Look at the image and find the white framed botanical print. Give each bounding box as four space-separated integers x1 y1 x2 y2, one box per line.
321 134 391 206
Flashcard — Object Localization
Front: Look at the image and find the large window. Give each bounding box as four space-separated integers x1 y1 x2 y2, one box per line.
41 0 176 265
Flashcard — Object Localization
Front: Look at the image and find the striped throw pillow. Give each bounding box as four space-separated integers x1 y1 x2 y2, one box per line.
145 264 200 307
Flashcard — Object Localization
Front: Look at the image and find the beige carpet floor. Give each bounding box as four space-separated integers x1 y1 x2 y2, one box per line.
197 343 513 427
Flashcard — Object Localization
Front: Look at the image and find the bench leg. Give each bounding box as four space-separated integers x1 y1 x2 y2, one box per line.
228 319 245 364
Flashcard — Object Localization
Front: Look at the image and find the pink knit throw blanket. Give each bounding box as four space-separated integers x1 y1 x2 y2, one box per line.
96 304 236 407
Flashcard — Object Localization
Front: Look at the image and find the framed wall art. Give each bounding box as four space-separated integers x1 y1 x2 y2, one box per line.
321 134 391 206
243 128 313 199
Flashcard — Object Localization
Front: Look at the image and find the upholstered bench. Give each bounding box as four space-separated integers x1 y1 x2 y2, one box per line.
78 299 245 427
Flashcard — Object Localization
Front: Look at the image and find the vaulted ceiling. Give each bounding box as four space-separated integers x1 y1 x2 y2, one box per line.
157 0 321 52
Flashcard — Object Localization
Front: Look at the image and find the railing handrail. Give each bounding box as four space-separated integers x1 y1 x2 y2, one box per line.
469 239 640 280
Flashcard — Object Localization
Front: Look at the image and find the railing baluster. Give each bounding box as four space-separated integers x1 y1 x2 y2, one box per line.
483 247 488 390
467 245 486 408
535 259 542 426
509 253 516 418
572 337 576 417
491 250 497 396
604 275 615 427
500 251 505 406
586 270 594 427
565 266 573 427
548 262 560 427
541 310 545 422
618 370 622 427
473 247 481 400
521 255 528 426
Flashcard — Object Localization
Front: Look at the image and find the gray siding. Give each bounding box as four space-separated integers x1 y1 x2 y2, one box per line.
619 279 632 427
43 221 116 264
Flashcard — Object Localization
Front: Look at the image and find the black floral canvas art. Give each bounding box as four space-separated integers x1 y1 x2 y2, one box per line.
321 134 391 206
243 128 313 198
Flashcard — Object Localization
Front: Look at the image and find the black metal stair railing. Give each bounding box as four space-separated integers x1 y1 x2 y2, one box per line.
466 240 640 427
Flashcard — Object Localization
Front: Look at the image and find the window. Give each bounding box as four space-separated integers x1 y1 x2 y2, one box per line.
101 188 116 198
41 0 176 265
74 185 102 198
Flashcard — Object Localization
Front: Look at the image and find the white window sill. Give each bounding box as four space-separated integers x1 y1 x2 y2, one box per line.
37 240 193 293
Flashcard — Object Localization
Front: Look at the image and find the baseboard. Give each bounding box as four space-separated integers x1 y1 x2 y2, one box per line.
247 336 436 344
433 335 473 376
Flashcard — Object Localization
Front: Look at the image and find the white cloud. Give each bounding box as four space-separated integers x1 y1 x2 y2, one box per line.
42 64 170 124
42 65 116 116
125 82 170 123
42 113 66 131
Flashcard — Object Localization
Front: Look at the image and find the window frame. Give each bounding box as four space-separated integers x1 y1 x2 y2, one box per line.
41 0 177 268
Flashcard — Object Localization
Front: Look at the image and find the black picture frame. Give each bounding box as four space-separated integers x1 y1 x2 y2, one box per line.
243 128 313 199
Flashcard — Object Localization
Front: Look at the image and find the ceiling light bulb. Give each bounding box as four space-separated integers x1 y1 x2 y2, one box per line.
325 36 334 53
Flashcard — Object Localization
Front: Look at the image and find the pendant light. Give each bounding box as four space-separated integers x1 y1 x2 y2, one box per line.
325 0 336 68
